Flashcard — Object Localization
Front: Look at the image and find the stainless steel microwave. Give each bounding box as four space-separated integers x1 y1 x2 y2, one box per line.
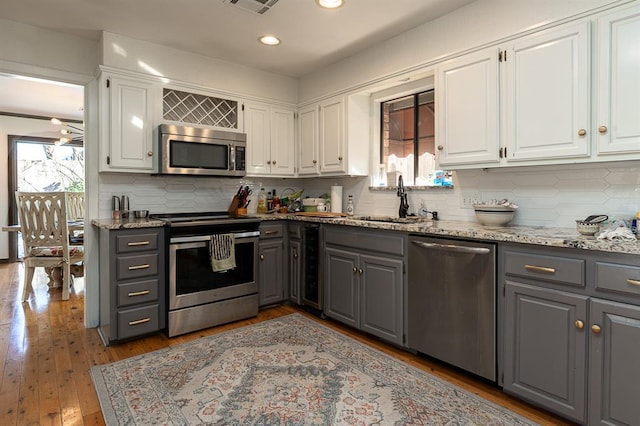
158 124 246 177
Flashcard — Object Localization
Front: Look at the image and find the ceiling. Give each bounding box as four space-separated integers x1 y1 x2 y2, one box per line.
0 0 475 119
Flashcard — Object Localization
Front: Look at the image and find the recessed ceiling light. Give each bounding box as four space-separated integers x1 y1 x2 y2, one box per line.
316 0 345 9
258 35 281 46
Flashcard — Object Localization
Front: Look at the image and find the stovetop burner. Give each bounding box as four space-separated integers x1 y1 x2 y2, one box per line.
150 211 261 229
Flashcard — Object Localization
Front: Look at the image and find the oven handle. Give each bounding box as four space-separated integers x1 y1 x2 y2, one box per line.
170 230 259 244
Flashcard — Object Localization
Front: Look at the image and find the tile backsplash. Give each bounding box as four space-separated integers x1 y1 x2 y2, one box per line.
99 160 640 229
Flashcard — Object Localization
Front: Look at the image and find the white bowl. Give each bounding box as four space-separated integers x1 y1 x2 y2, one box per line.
474 209 515 226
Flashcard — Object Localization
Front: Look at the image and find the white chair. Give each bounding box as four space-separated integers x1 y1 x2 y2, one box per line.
65 191 84 220
15 192 84 301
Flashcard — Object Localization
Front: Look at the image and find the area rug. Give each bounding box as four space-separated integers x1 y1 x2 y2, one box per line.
91 314 536 425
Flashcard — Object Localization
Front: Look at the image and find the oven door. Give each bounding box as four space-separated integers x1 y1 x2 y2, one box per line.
169 231 258 310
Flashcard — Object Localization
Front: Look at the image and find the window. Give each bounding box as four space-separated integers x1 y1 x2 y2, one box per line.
379 89 451 187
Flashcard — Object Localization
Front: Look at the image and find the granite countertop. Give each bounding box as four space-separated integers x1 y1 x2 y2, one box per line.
261 214 640 256
92 217 166 230
91 214 639 255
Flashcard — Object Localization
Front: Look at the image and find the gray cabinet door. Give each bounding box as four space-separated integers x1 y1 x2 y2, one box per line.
289 239 302 304
589 299 640 426
504 281 588 423
360 253 403 345
258 239 284 306
324 246 359 328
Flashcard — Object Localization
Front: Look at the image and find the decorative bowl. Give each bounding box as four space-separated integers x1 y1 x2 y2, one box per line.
473 206 516 226
133 210 149 218
575 220 600 236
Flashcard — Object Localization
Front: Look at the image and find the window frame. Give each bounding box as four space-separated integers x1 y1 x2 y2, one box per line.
370 76 436 188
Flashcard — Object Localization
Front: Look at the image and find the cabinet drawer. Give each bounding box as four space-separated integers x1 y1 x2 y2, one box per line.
504 251 585 287
260 223 284 239
116 253 158 280
117 279 159 307
595 262 640 298
116 232 159 253
117 305 159 340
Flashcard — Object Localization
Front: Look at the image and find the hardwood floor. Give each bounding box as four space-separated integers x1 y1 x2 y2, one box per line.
0 261 575 425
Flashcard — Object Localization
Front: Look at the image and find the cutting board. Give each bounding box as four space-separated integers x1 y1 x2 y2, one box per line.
294 212 349 218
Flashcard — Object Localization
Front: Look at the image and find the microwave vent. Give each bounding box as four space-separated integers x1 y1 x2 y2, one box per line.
224 0 279 15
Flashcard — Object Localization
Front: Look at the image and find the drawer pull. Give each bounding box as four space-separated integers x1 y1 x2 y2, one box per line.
127 241 150 246
264 230 278 235
128 317 151 326
128 264 150 271
524 264 556 274
626 279 640 287
128 290 150 297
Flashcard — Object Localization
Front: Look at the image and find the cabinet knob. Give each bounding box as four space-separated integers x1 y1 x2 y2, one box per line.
147 151 153 157
575 320 584 329
272 160 276 165
338 156 343 161
578 129 587 136
293 253 298 258
358 268 363 275
312 160 317 164
267 160 272 165
437 145 444 151
352 267 357 273
591 324 602 334
260 254 264 260
598 125 608 134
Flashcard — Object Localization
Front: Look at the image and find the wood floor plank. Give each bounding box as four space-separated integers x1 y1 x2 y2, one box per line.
0 262 574 425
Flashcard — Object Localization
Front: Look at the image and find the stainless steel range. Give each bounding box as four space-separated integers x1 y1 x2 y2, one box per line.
151 212 261 337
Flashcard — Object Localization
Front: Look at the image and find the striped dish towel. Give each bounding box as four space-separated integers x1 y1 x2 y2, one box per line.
210 234 236 272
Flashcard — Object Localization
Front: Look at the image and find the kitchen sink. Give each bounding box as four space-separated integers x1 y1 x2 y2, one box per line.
348 216 434 225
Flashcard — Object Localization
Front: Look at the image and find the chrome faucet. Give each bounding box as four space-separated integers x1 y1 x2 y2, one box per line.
397 175 409 218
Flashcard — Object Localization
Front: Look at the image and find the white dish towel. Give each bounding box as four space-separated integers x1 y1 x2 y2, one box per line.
210 234 236 272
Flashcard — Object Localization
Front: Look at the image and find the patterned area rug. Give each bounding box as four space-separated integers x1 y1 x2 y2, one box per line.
91 314 536 425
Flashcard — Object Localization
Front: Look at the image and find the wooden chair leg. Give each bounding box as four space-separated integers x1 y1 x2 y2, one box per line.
62 263 71 301
22 265 35 302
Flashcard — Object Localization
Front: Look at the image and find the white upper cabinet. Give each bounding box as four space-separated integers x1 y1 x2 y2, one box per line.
436 48 500 167
505 22 590 161
436 21 590 169
297 105 320 176
319 96 346 174
244 101 295 177
99 72 158 173
596 5 640 156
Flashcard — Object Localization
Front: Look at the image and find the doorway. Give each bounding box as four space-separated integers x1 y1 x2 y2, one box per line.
7 135 85 261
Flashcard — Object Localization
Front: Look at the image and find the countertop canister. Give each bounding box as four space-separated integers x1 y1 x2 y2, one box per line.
331 185 343 213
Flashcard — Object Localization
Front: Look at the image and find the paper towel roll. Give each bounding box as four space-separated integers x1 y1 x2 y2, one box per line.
331 185 343 213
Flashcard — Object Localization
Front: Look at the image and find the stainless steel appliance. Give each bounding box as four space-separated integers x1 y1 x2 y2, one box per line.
151 212 260 337
158 124 246 177
408 235 497 381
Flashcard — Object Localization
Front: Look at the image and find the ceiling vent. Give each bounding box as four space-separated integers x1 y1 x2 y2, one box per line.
224 0 279 15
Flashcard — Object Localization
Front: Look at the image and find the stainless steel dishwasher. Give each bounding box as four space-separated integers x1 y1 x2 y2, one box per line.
407 235 497 381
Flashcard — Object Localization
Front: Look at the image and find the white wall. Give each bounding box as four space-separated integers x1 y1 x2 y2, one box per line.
298 0 627 102
0 18 99 78
101 32 298 105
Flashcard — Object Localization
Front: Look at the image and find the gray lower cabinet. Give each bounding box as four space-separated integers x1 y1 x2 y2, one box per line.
288 222 302 305
504 281 588 423
98 227 165 345
258 222 285 306
589 299 640 425
324 226 405 345
502 244 640 425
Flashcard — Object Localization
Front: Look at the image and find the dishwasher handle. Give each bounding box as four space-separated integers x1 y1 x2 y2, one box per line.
411 240 491 255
